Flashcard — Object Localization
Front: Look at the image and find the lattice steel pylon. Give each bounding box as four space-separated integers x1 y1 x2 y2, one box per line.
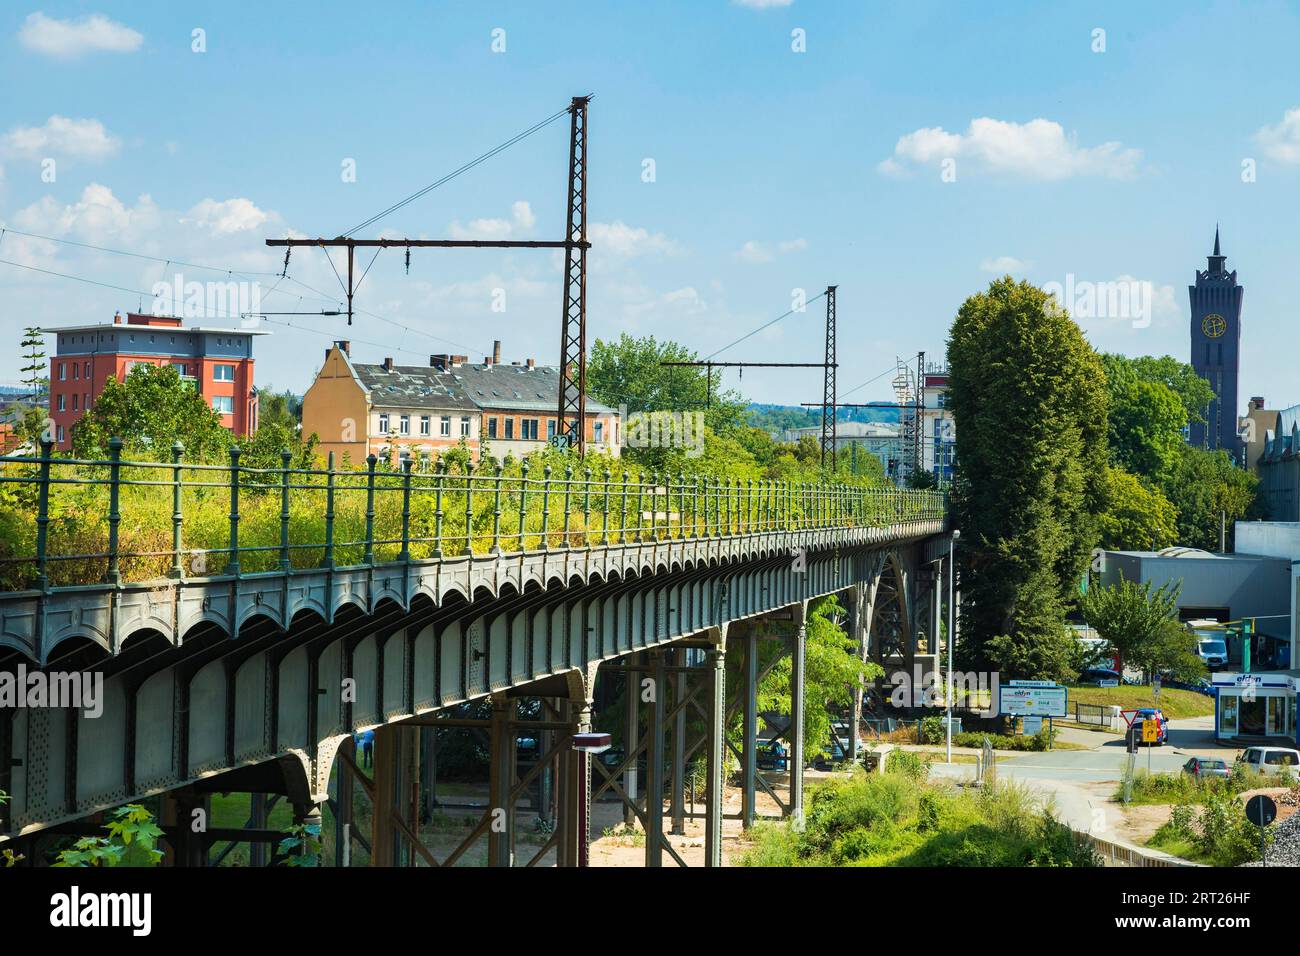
819 285 838 469
557 95 590 454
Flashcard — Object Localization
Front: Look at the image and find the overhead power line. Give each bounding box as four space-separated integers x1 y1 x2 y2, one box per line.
704 289 828 361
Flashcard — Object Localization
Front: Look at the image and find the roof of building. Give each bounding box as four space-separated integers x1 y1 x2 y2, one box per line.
351 358 616 414
353 362 480 411
44 323 269 336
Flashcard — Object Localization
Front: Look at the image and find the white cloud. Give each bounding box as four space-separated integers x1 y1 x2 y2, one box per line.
733 0 794 7
1 115 120 162
18 12 142 58
881 117 1142 180
447 200 535 240
663 286 707 313
735 237 806 263
182 197 270 235
1255 109 1300 164
13 182 161 243
588 220 677 257
980 256 1031 273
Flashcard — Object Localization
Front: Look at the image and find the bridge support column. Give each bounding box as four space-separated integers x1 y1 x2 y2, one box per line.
370 724 399 866
790 601 807 826
704 632 727 867
558 697 593 867
645 650 666 866
846 583 865 764
331 738 353 867
623 652 640 826
742 627 758 829
488 693 514 867
669 646 687 836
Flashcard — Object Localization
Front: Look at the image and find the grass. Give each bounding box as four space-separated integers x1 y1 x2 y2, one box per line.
1066 684 1214 720
1146 792 1267 866
1116 764 1294 806
738 767 1100 867
0 452 944 589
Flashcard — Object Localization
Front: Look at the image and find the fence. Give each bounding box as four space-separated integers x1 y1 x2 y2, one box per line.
0 438 948 590
1074 702 1119 729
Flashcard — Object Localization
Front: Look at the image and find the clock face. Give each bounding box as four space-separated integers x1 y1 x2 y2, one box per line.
1202 313 1227 338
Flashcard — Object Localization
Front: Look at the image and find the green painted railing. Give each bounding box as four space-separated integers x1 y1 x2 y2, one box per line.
0 439 947 590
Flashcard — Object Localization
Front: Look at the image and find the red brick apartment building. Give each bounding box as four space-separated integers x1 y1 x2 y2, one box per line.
46 311 267 449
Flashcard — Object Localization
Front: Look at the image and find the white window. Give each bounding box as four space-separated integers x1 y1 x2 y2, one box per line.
57 394 65 411
460 416 470 437
399 414 410 435
379 412 390 434
84 361 90 378
57 425 64 443
72 363 79 380
420 415 431 436
213 395 233 415
594 420 604 443
213 364 235 382
547 419 556 440
440 416 451 437
58 363 66 381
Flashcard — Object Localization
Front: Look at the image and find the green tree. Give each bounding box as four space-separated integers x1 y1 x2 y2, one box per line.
257 386 301 430
758 595 881 757
1164 444 1262 550
1099 467 1178 551
71 364 232 461
1079 576 1202 680
19 327 47 403
947 278 1108 679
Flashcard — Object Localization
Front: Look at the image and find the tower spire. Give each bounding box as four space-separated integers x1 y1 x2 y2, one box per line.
1213 224 1221 257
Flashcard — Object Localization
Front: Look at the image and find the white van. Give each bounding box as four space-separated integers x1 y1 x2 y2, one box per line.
1236 746 1300 776
1186 619 1228 670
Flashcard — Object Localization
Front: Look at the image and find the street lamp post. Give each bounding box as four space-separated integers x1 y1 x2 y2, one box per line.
946 529 960 764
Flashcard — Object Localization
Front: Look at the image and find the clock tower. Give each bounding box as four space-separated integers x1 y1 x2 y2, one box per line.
1188 227 1243 454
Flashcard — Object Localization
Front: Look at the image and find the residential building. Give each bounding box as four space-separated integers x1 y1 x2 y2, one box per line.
919 365 955 483
44 311 265 450
301 340 620 463
780 420 903 476
1253 404 1300 521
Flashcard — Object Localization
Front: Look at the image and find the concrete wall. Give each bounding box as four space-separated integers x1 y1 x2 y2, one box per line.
1099 550 1290 639
1236 522 1300 668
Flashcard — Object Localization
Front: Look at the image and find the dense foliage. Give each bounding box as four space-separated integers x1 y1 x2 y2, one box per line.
947 278 1108 680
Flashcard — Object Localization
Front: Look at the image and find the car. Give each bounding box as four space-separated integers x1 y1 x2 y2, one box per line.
1078 667 1121 687
755 738 788 771
1182 756 1230 780
812 734 848 771
1127 707 1169 745
1236 746 1300 776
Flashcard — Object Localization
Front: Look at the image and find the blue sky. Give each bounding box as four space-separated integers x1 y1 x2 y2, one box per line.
4 0 1300 413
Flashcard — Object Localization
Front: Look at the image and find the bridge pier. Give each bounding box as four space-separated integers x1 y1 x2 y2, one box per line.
789 601 807 827
669 646 687 836
741 627 758 829
703 630 726 867
645 649 666 867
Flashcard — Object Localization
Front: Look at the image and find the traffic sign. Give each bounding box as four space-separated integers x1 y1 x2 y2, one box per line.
1247 794 1277 828
1141 719 1159 743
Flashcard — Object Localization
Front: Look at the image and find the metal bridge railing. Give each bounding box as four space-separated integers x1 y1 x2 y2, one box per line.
0 438 947 590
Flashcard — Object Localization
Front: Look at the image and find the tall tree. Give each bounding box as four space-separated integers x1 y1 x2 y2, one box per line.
19 327 47 403
1101 353 1213 487
1099 467 1178 551
1164 444 1262 550
947 278 1108 679
1080 577 1203 680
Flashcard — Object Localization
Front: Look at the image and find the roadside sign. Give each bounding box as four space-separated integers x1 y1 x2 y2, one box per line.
1247 794 1277 828
1021 716 1043 735
1141 719 1159 743
1247 794 1277 866
998 683 1067 717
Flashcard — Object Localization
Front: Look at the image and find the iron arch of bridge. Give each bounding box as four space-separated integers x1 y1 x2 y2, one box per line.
0 518 945 844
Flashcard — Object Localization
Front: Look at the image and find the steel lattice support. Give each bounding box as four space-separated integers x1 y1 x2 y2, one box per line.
820 285 838 469
557 95 590 453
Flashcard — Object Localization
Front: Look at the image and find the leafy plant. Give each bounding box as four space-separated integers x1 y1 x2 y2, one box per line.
52 804 164 867
277 821 322 866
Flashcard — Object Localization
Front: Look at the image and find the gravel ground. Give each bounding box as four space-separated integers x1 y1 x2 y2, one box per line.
1241 808 1300 867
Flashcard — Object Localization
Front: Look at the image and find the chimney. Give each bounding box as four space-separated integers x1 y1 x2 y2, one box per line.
334 339 351 356
526 358 536 370
452 354 467 367
1250 396 1265 410
383 357 394 372
483 355 493 368
430 354 450 370
113 310 123 325
493 339 502 365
